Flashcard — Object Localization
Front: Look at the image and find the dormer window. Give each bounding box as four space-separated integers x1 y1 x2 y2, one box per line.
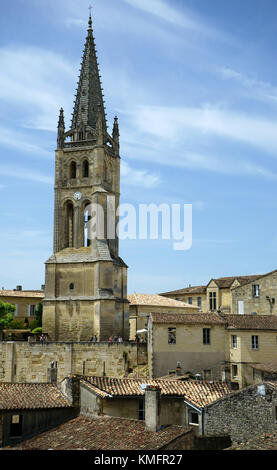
209 292 216 311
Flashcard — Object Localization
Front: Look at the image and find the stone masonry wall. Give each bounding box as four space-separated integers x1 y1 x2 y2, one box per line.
0 342 147 383
231 271 277 315
204 384 277 443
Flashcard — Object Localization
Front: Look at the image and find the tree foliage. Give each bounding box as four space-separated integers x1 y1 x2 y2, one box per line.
0 300 16 330
29 302 43 331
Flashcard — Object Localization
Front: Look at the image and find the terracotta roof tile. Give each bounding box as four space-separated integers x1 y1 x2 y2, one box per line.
150 312 225 325
0 383 71 410
150 312 277 330
224 315 277 330
160 271 277 296
250 363 277 374
80 376 231 408
11 416 193 450
212 275 263 289
128 293 197 309
160 286 207 296
0 290 44 299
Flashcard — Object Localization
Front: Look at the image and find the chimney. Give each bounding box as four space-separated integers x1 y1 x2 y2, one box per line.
16 285 22 291
47 361 58 383
145 385 161 432
176 361 182 376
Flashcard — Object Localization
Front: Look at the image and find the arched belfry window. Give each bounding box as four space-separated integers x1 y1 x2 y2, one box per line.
65 202 74 248
84 201 91 247
70 161 77 179
83 160 89 178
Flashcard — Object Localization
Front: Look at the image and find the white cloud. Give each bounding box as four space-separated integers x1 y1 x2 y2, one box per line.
64 17 87 29
0 165 52 185
121 0 217 37
0 46 76 132
123 0 198 28
119 104 277 181
0 126 51 158
121 161 161 188
125 104 277 156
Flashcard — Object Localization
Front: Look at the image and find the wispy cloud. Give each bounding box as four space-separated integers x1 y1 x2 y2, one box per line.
218 67 277 103
125 104 277 156
0 126 51 158
0 165 52 185
64 17 87 29
119 103 277 181
121 161 161 188
0 46 75 132
122 0 219 37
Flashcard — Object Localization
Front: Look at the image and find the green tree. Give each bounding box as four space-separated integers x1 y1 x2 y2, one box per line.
0 300 16 330
35 302 43 327
9 319 26 330
29 302 43 331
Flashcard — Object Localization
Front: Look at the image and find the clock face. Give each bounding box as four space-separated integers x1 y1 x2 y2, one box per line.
74 191 82 201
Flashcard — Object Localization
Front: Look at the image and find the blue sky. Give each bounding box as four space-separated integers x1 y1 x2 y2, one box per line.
1 0 277 294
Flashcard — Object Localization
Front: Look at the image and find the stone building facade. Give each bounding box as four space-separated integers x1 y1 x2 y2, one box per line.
128 293 199 341
203 382 277 443
42 14 129 343
147 312 226 380
161 270 277 315
0 287 44 324
147 312 277 388
231 269 277 315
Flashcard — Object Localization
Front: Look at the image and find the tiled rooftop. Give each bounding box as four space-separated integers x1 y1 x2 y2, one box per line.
250 363 277 373
160 285 207 296
0 290 44 298
160 271 277 296
212 275 263 289
150 312 225 325
224 315 277 330
0 383 71 410
10 416 193 450
128 293 197 309
150 311 277 331
80 376 231 408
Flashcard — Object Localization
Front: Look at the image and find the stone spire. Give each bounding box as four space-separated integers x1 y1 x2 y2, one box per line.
71 13 106 137
113 116 120 156
57 108 65 149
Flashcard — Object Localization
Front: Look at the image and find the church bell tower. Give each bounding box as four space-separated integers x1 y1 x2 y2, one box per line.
42 14 129 342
